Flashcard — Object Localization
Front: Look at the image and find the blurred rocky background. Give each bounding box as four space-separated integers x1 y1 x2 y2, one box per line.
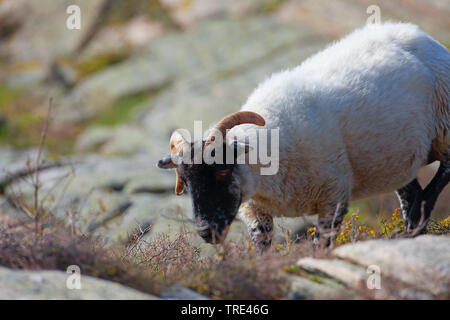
0 0 449 254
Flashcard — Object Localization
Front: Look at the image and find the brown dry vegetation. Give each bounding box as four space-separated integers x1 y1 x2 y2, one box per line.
0 213 319 299
0 206 448 299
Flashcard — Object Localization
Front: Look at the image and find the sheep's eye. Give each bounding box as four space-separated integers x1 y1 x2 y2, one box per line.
215 170 229 178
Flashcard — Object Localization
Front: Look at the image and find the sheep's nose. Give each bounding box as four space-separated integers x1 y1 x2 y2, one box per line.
197 227 213 243
196 225 230 244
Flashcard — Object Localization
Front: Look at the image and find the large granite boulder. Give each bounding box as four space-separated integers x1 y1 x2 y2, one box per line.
0 266 158 300
60 17 325 125
288 235 450 299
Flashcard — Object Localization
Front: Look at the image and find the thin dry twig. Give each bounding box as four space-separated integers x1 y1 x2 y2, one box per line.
30 98 53 238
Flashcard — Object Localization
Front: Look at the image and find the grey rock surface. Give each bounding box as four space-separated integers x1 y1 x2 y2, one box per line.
297 257 367 289
333 235 450 297
287 235 450 299
59 18 324 124
2 0 107 64
0 266 158 300
286 274 350 300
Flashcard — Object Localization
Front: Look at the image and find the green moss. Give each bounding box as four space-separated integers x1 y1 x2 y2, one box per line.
261 0 285 13
0 118 6 142
40 92 151 155
283 265 300 274
76 50 130 78
106 0 179 29
0 85 25 146
89 92 150 126
0 84 78 152
309 274 323 284
0 85 22 111
0 83 152 155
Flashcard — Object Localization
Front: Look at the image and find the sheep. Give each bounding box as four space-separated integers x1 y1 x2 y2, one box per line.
157 22 449 250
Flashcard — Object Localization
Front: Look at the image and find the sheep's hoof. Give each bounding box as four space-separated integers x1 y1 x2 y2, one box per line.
254 240 272 255
251 234 272 254
404 193 432 236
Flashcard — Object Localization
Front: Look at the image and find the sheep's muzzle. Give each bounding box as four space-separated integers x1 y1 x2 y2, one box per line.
196 224 230 244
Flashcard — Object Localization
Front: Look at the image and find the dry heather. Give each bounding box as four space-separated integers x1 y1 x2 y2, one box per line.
0 212 328 299
0 207 448 299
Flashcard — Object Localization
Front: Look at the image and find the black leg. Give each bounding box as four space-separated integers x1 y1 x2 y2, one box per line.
407 161 450 232
396 178 423 229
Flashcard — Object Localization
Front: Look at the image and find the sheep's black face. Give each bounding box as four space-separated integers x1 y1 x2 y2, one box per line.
158 141 244 244
179 143 242 244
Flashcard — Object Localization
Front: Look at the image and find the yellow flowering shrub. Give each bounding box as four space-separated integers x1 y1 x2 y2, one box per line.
379 208 404 238
307 226 317 239
274 229 300 256
336 213 376 245
427 216 450 235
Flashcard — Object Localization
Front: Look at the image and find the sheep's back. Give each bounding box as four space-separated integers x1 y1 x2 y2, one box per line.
242 22 448 199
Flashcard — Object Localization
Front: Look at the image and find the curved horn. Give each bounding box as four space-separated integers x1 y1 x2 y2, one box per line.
206 111 265 145
170 131 188 155
169 131 188 195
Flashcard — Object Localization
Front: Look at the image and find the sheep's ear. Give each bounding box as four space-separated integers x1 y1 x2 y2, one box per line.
175 169 185 195
232 141 252 156
156 156 185 195
157 155 177 169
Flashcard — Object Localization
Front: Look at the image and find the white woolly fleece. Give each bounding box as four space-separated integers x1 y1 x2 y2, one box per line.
230 22 449 218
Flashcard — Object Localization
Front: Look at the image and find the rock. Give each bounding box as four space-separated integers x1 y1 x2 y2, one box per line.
76 125 152 156
277 0 450 41
2 62 50 88
0 196 23 219
123 175 174 195
273 216 317 243
87 199 133 233
290 236 450 299
75 126 116 152
0 0 30 40
297 257 367 289
333 235 450 297
61 17 325 125
0 147 44 176
0 146 53 195
98 193 191 243
79 16 163 61
286 274 349 300
4 153 172 223
276 0 368 39
99 125 152 156
160 285 210 300
3 0 108 64
159 0 280 28
0 266 158 299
